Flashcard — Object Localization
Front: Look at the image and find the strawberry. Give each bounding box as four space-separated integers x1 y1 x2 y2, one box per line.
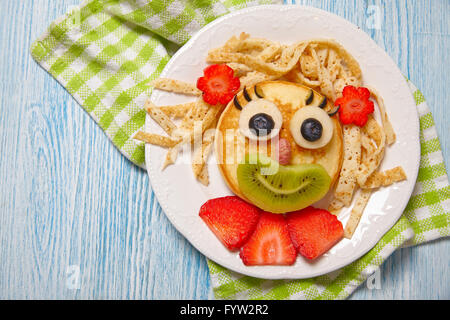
240 212 297 266
335 85 374 127
276 138 292 165
199 196 260 250
286 206 343 260
196 64 240 105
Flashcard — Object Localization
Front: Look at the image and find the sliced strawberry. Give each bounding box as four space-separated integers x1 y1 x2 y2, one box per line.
199 196 260 250
239 212 297 266
196 64 240 105
335 85 374 127
286 206 343 260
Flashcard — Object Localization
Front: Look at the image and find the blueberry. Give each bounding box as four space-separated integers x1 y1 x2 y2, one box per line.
301 118 323 142
249 113 274 136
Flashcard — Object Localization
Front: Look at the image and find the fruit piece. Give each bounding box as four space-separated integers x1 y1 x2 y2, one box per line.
239 99 283 141
301 118 323 142
249 113 275 136
289 105 334 149
196 64 240 105
243 86 252 102
305 89 314 105
237 154 331 214
240 212 297 266
286 206 344 260
318 96 327 109
277 138 292 165
335 85 374 127
233 95 243 110
199 196 261 250
327 106 340 117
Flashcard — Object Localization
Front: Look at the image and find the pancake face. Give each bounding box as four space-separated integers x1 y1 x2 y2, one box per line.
215 81 343 201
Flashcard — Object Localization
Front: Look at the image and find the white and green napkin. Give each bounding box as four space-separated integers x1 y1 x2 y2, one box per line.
31 0 449 300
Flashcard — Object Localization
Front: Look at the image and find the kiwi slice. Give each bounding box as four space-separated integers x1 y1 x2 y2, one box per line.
237 154 331 213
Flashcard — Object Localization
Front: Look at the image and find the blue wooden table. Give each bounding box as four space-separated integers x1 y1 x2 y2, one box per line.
0 0 448 299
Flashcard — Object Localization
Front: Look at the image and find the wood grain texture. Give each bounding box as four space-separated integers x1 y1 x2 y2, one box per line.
0 0 448 300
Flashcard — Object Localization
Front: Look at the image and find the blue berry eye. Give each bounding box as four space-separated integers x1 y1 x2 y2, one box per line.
301 118 323 142
249 113 275 136
290 105 334 149
239 99 283 141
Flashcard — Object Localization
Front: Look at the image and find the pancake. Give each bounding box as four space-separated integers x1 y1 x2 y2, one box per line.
215 81 343 201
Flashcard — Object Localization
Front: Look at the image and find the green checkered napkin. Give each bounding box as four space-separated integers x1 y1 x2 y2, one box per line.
31 1 449 300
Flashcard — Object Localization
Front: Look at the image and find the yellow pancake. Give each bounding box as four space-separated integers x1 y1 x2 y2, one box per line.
215 81 343 201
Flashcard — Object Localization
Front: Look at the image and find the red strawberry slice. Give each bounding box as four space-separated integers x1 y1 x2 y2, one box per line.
196 64 240 105
335 85 374 127
239 212 297 266
286 206 343 260
199 196 260 250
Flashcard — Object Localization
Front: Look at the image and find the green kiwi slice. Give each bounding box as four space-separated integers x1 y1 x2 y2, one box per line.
237 154 331 213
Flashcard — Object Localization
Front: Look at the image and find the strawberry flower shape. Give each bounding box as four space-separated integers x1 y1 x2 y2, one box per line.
335 85 374 127
197 64 240 105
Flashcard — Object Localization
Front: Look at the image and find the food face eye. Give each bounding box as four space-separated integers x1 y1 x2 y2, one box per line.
249 113 275 136
290 106 334 149
301 118 323 142
239 99 283 141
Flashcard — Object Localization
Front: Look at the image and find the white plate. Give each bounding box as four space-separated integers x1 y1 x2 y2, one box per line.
145 5 420 279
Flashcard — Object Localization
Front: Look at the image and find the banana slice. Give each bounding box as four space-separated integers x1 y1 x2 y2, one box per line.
290 106 334 149
239 99 283 141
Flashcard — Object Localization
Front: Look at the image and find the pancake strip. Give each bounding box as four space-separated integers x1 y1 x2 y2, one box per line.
328 199 344 215
360 166 407 189
285 65 321 87
326 49 339 82
207 42 307 77
183 102 219 142
162 146 179 170
367 86 396 145
162 100 219 171
133 131 179 148
314 51 336 101
150 78 201 96
226 63 253 77
307 39 362 80
356 116 386 187
239 71 275 89
331 124 361 207
197 163 210 186
159 101 201 170
145 100 178 136
361 131 377 154
159 102 196 118
192 129 215 181
344 189 372 239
